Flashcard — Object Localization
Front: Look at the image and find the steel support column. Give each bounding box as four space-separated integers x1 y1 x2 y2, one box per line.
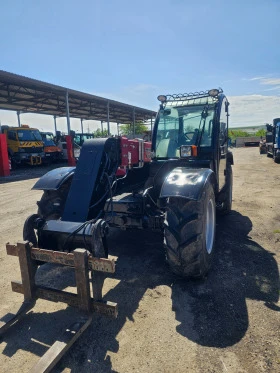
132 107 135 138
151 116 153 132
101 121 104 135
17 111 21 127
80 119 84 134
117 122 120 136
54 115 57 133
107 101 110 136
65 90 71 135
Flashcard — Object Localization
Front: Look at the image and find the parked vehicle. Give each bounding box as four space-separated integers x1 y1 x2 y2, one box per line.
41 132 63 163
0 125 44 166
74 132 94 147
56 131 81 160
265 119 280 163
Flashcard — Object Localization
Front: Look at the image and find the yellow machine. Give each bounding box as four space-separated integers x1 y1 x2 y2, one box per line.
1 125 44 165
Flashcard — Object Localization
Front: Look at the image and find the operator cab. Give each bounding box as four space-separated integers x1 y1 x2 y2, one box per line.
152 88 230 191
153 89 224 160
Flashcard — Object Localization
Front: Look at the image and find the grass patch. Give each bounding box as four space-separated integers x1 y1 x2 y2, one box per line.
273 229 280 234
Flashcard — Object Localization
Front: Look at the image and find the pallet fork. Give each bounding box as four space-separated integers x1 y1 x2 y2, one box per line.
0 241 117 373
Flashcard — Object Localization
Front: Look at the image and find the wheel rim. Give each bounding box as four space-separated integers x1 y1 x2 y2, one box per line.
206 198 215 254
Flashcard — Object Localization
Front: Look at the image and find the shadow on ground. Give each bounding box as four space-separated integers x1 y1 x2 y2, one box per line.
0 162 66 184
172 211 279 347
0 210 279 372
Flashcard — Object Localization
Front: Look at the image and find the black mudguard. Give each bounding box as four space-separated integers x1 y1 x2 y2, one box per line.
160 167 217 201
227 151 234 165
32 167 76 191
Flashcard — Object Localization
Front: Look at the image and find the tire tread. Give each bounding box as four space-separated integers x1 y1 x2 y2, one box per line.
164 183 215 278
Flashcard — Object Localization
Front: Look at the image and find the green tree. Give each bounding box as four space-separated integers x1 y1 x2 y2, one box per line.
120 122 149 136
255 129 266 137
92 128 108 138
228 130 250 140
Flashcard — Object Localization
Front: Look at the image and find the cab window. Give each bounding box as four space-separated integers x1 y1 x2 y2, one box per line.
8 131 17 141
219 99 228 146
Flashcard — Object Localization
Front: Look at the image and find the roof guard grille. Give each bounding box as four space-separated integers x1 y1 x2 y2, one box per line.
165 88 223 102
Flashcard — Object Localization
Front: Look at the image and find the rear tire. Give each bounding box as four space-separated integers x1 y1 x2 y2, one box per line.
164 182 216 278
273 150 280 163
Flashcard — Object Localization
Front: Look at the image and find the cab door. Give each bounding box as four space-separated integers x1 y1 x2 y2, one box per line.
7 130 18 153
218 99 229 190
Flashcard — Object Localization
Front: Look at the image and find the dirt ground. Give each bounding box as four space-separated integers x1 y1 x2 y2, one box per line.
0 147 279 373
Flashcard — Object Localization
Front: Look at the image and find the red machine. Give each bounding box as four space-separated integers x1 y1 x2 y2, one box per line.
0 134 10 177
116 137 151 176
119 137 151 167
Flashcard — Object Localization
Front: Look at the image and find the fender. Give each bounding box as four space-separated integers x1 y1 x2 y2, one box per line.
227 151 234 165
160 167 217 201
32 166 75 191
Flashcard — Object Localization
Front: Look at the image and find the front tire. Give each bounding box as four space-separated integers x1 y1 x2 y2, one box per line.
164 182 216 278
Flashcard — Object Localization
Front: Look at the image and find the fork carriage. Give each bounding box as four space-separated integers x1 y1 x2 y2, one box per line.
0 241 117 373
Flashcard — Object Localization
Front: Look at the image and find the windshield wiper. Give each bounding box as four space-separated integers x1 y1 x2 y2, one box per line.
197 106 208 148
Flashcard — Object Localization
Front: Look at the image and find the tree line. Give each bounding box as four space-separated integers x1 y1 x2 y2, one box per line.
92 124 267 139
228 129 266 140
92 123 149 137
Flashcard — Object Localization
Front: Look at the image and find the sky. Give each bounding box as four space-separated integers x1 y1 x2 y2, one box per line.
0 0 280 133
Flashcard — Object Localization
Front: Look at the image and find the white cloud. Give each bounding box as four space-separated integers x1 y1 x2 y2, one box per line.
228 95 280 127
260 78 280 85
263 85 280 91
245 76 280 86
248 76 266 81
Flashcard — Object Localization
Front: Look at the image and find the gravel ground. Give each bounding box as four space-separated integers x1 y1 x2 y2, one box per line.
0 147 279 373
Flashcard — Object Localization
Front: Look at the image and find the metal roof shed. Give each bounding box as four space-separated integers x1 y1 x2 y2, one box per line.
0 70 156 135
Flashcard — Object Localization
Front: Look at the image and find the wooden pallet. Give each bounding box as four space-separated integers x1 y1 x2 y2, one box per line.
0 241 117 373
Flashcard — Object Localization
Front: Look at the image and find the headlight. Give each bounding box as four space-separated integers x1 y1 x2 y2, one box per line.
208 89 219 97
157 95 167 103
180 145 192 158
180 145 197 158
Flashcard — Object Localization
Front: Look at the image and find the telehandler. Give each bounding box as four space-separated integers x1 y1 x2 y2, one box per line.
24 88 233 278
1 89 233 371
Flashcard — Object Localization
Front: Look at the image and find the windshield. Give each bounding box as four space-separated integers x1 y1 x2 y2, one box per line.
74 134 94 146
155 104 215 158
42 133 55 146
18 129 42 141
276 123 280 139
